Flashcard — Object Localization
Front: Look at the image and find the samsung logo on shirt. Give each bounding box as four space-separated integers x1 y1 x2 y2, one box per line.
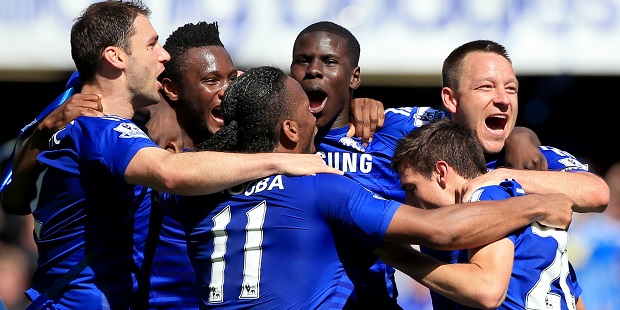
317 152 373 173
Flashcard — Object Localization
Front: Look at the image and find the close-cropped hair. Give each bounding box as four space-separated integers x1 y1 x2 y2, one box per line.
161 21 224 83
442 39 511 90
71 0 150 83
391 119 488 180
294 21 361 67
196 66 291 153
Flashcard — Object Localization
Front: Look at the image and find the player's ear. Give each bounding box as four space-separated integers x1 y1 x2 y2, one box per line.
441 87 457 113
161 78 179 102
350 66 361 91
436 161 449 188
103 46 126 70
281 119 300 144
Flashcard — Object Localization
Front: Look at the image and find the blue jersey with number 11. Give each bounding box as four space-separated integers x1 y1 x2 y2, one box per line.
164 173 402 310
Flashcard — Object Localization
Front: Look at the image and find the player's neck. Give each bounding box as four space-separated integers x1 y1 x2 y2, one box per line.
81 83 135 119
328 110 350 131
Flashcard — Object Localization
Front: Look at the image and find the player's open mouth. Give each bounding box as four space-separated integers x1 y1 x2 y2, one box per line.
211 105 225 129
485 114 508 131
306 90 328 114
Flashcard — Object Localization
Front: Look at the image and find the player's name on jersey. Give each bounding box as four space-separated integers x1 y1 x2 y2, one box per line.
223 175 285 196
318 151 373 173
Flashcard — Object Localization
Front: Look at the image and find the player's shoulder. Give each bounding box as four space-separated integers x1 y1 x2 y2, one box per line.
538 145 589 172
96 116 150 140
68 115 152 151
308 173 363 193
53 115 125 143
306 172 351 183
74 114 126 124
71 114 135 131
498 178 525 196
384 106 448 126
469 179 521 201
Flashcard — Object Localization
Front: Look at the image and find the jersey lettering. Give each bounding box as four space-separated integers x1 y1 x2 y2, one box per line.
224 175 285 196
318 152 373 173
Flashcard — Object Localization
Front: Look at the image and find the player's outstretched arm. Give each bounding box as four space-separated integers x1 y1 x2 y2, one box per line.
383 193 573 250
125 149 343 196
463 168 608 213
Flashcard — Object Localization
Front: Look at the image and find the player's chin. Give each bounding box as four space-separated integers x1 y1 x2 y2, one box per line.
482 140 505 155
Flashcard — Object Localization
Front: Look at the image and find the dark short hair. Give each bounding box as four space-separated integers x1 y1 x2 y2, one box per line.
161 21 224 83
294 21 360 67
71 0 150 83
196 66 291 153
442 40 511 90
391 119 487 180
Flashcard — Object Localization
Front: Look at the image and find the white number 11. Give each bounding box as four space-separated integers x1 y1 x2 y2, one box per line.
209 201 267 303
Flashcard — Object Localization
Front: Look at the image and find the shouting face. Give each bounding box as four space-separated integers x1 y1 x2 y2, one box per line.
290 31 360 130
443 51 518 155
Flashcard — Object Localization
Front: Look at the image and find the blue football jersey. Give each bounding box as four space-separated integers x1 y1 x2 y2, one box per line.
145 146 200 310
316 106 447 203
161 173 401 309
27 115 157 309
427 180 580 310
424 146 587 310
146 198 200 309
315 106 447 307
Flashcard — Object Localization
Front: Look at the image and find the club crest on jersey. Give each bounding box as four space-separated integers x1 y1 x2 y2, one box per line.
414 108 448 127
337 137 365 152
113 123 149 139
